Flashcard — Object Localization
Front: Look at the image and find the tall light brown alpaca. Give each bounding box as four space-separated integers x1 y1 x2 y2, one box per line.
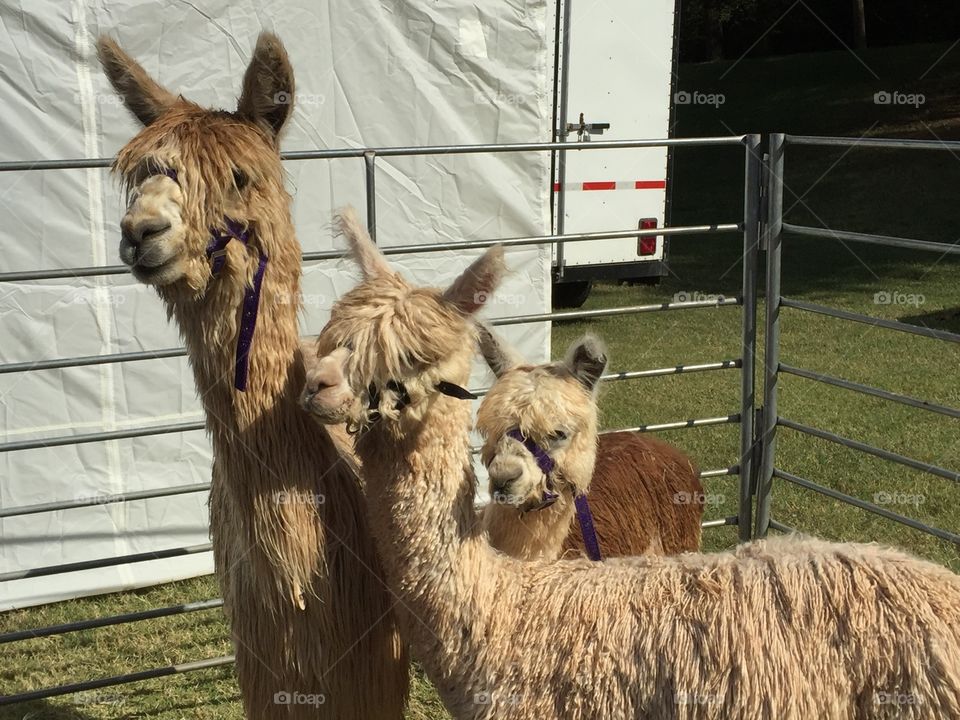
475 326 703 561
306 209 960 720
98 36 406 718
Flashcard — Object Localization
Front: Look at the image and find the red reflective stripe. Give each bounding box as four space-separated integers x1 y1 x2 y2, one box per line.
581 181 617 191
552 180 667 191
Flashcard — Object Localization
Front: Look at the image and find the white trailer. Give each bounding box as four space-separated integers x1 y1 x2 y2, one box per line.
550 0 679 307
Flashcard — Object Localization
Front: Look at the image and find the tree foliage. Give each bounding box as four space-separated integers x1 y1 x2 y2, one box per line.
678 0 960 63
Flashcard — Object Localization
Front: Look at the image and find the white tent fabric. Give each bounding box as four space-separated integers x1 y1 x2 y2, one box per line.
0 0 552 610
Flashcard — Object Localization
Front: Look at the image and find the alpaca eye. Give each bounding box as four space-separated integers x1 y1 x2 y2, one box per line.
549 430 569 442
233 168 249 191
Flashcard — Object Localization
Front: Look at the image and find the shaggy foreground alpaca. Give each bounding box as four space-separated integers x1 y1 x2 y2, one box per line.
476 326 703 560
99 37 406 718
304 208 960 720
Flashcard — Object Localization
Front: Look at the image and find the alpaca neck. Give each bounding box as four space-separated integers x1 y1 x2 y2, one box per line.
358 395 496 634
483 494 576 561
165 226 302 438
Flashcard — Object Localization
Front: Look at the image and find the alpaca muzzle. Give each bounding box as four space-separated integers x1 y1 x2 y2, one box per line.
504 428 602 561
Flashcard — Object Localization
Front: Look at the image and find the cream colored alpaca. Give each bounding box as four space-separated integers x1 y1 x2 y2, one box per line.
99 37 406 719
476 326 703 561
305 208 960 720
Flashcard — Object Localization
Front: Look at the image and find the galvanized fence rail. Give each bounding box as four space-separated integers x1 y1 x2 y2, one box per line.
0 134 761 706
753 132 960 543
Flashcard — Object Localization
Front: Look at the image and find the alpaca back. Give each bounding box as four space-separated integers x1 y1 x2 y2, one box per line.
562 431 702 558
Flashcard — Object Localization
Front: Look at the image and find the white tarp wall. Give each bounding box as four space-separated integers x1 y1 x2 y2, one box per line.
0 0 552 610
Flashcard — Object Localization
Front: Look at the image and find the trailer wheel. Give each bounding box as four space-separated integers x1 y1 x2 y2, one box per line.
552 281 593 309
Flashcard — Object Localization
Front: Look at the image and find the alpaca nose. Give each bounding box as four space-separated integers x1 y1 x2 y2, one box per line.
304 378 332 398
119 217 172 264
488 461 523 493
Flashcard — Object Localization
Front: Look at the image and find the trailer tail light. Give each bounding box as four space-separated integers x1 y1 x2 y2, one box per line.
638 218 658 256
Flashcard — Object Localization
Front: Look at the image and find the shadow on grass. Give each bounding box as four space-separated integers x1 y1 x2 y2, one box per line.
899 306 960 334
0 699 96 720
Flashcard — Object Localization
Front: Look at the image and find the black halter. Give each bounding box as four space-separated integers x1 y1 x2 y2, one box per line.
366 379 476 420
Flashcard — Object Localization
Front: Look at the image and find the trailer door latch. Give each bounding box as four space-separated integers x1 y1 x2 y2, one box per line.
565 112 610 142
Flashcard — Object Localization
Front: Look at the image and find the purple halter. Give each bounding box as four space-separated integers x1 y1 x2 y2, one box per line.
505 428 602 561
162 168 267 392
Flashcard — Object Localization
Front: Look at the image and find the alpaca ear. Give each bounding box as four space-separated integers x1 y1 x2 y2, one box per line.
442 245 506 315
565 335 608 391
336 206 392 279
476 323 522 377
96 36 177 126
237 32 295 142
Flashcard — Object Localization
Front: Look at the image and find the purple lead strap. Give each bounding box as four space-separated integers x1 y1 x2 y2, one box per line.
158 166 265 392
574 494 602 562
234 250 267 391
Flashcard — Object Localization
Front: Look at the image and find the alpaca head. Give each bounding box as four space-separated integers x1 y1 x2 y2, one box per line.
476 325 607 512
99 33 295 294
301 208 507 432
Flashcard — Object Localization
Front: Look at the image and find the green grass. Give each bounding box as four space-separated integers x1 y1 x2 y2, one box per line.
4 41 960 719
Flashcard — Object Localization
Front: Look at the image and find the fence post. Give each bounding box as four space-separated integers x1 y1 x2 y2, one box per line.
754 132 785 538
738 134 762 541
364 151 377 241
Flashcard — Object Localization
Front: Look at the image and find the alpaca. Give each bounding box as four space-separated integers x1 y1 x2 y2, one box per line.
98 36 407 719
304 208 960 720
475 325 703 561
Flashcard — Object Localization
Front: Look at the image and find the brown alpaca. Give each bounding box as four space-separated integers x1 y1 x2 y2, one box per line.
305 211 960 720
476 326 702 560
98 36 406 719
